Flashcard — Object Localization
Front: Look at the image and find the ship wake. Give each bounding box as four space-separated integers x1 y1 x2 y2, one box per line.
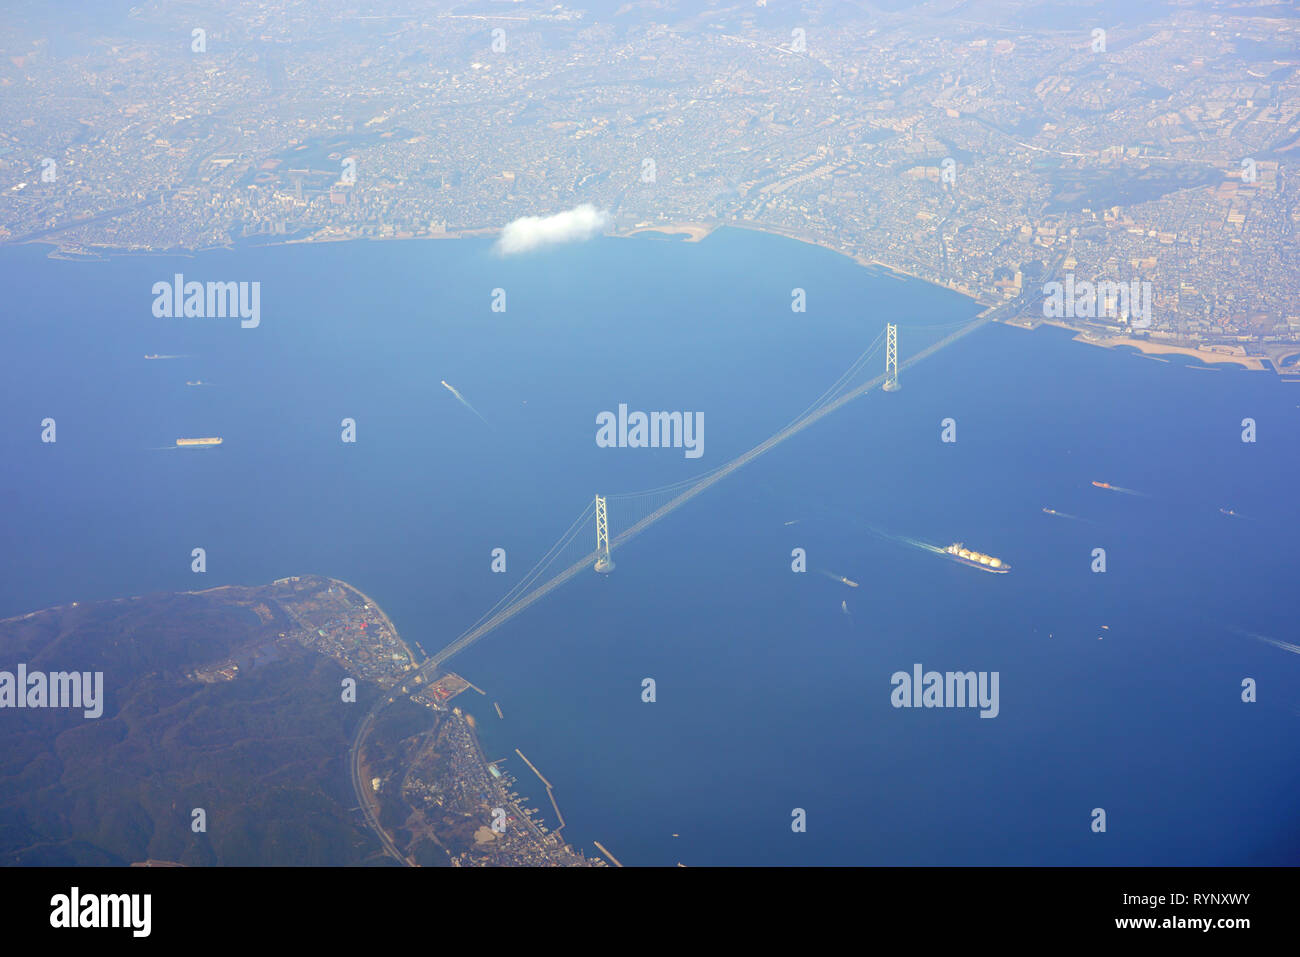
441 379 492 428
862 525 946 555
1095 483 1147 497
1043 508 1094 524
1235 628 1300 657
818 569 860 587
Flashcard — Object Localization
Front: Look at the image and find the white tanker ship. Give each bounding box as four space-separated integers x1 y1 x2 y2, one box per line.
944 543 1009 574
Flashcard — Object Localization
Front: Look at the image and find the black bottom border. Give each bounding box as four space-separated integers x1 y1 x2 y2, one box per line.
4 866 1288 942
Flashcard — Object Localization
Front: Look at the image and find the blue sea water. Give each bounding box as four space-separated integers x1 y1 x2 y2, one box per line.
2 228 1298 865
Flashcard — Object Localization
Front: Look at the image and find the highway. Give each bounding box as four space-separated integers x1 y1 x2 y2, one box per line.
348 710 407 864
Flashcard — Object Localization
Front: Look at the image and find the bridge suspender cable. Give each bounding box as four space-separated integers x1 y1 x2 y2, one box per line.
354 313 1000 864
425 314 995 670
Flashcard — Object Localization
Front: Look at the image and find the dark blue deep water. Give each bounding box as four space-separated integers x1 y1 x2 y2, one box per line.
2 228 1297 865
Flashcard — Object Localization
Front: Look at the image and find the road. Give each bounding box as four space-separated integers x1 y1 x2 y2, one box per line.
348 710 407 864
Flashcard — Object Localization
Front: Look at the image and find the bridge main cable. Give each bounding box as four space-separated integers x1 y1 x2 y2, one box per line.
606 313 989 552
425 313 995 670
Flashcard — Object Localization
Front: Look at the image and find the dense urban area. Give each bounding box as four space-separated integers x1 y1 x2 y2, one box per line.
0 0 1297 363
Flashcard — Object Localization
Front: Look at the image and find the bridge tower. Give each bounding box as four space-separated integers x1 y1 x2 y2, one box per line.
882 322 900 392
594 494 615 573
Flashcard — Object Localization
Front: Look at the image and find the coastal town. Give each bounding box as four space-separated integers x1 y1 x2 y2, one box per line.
265 575 598 866
0 0 1296 370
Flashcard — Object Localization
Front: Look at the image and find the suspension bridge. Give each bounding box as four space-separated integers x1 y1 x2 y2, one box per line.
415 310 997 677
350 303 1020 862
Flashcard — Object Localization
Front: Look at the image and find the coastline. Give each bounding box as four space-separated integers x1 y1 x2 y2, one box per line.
19 218 993 311
15 222 1292 372
329 577 421 665
1031 319 1268 371
618 222 716 242
716 220 997 308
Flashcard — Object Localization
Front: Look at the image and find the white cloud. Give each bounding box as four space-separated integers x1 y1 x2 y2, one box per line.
494 204 610 255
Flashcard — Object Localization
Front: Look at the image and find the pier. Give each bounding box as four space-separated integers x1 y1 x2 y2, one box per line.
516 748 567 833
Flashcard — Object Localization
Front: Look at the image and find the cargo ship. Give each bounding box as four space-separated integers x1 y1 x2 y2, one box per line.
175 437 222 447
945 543 1009 573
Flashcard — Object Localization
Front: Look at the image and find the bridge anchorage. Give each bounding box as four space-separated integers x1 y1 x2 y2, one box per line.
882 322 900 392
594 494 615 573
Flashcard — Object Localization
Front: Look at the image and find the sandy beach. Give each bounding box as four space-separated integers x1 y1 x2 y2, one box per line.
1041 321 1268 370
620 222 717 242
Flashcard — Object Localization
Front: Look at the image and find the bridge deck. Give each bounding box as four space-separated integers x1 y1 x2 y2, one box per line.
423 312 996 672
